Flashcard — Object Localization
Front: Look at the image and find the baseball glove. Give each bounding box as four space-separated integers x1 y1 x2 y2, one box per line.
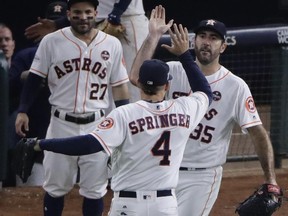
13 137 38 183
235 183 283 216
96 19 128 42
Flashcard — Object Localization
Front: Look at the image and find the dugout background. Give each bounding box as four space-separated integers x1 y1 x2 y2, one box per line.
0 0 288 52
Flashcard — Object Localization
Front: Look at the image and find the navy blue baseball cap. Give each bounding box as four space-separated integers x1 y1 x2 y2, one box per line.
194 19 227 40
67 0 99 9
139 59 172 86
46 1 67 20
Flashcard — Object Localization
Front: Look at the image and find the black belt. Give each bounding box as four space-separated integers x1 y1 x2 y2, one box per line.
180 167 206 171
119 190 172 198
54 109 104 124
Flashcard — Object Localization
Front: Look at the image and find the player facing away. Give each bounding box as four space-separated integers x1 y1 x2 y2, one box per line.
15 0 130 215
30 22 213 216
129 6 279 216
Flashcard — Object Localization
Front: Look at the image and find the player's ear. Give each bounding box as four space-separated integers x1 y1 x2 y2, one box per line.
164 82 170 91
220 42 227 54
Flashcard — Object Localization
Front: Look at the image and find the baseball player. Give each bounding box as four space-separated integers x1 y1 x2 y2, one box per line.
15 0 130 215
24 0 149 105
29 21 212 216
129 7 279 216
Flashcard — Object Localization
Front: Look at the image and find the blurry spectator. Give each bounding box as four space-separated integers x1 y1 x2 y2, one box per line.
0 23 15 67
0 23 17 187
3 1 67 187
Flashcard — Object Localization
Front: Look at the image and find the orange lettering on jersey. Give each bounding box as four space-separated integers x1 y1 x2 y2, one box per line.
54 58 107 79
54 66 66 78
129 113 190 135
204 108 218 120
82 58 92 71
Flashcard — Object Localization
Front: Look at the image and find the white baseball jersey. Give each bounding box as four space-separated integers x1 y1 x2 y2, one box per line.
167 62 262 168
95 0 149 110
90 93 209 191
96 0 145 22
30 27 128 113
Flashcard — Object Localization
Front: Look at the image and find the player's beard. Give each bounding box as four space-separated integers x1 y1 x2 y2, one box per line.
195 44 219 66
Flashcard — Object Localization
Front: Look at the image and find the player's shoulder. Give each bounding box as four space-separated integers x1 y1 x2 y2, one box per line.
167 61 186 76
98 30 121 41
221 66 248 87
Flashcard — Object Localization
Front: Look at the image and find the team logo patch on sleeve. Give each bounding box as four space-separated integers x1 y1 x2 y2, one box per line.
245 96 256 113
98 117 114 129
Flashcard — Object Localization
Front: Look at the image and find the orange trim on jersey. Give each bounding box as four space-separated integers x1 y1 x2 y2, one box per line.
90 132 112 156
111 77 129 86
30 68 47 78
94 32 108 45
209 70 230 85
130 19 138 52
240 120 262 128
201 168 218 215
61 29 83 113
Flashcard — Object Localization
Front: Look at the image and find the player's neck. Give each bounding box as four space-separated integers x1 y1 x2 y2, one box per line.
141 92 165 103
197 60 222 76
71 28 98 46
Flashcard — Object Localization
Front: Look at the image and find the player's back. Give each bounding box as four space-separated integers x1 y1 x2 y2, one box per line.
99 94 208 191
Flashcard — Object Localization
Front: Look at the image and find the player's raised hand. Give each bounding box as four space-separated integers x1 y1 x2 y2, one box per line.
162 23 189 56
148 5 174 39
25 17 57 43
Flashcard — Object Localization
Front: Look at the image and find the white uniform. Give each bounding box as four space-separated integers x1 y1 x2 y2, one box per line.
30 27 129 198
97 0 149 112
90 94 209 216
167 62 262 216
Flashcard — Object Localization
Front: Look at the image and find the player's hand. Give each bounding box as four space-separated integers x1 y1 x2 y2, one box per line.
162 23 189 56
148 5 174 40
24 17 57 43
15 113 29 137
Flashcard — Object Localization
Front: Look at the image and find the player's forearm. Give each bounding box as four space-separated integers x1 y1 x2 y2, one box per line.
179 50 213 105
38 134 104 155
108 0 132 25
129 35 161 86
248 125 277 184
112 83 130 107
18 73 44 113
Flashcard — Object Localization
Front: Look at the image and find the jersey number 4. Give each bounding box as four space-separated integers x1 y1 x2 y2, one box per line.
151 131 171 166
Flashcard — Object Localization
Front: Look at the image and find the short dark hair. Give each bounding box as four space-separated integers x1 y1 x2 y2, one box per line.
138 83 166 96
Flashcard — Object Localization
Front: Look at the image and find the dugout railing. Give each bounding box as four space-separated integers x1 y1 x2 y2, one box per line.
154 24 288 167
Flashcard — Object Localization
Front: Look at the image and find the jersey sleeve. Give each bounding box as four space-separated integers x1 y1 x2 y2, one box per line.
109 38 129 86
235 80 262 133
29 35 52 78
89 108 126 156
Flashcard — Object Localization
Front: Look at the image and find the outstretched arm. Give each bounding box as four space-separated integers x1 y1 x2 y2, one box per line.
129 5 173 86
248 125 277 185
24 17 69 42
34 134 104 155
